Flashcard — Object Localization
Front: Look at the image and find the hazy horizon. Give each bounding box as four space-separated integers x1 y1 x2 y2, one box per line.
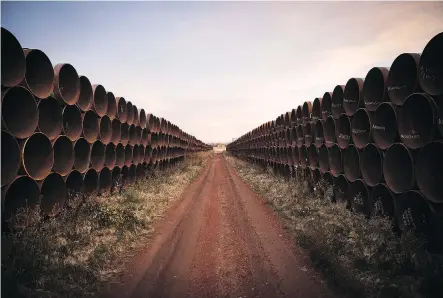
2 1 442 143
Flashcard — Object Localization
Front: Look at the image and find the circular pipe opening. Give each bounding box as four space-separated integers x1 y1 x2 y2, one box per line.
1 28 25 87
398 93 437 149
83 168 98 195
363 67 389 111
388 53 421 105
2 176 40 221
416 141 443 203
111 166 121 191
372 103 398 150
106 91 117 120
142 128 151 146
1 131 21 187
105 143 116 168
126 101 134 125
372 183 395 218
91 84 108 117
418 32 443 96
111 119 121 145
62 104 82 141
91 140 105 171
37 96 62 140
331 85 345 119
136 163 145 180
360 143 383 187
82 110 99 143
133 144 141 165
52 135 74 176
329 144 342 177
348 179 370 215
129 124 137 144
132 105 139 126
343 78 364 116
124 145 133 166
395 191 431 233
115 143 125 167
128 164 136 184
22 133 54 180
296 125 304 147
312 97 322 121
73 138 90 173
343 145 360 182
116 97 127 123
321 92 332 120
302 101 312 124
2 86 39 139
351 108 371 149
336 114 351 149
99 115 112 144
144 146 152 163
323 116 336 148
383 143 414 194
333 174 349 203
318 144 329 173
139 109 147 128
41 173 67 216
53 63 80 105
299 145 308 169
308 145 318 169
77 76 93 111
65 170 84 208
22 49 54 98
314 119 324 148
99 167 112 193
121 122 129 145
304 123 313 147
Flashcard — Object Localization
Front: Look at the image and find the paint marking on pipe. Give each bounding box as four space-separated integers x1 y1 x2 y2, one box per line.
332 103 342 108
343 98 355 103
339 134 350 140
352 129 367 134
372 125 386 131
400 134 420 139
387 85 407 91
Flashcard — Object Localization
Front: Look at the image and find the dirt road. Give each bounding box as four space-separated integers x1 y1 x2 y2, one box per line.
109 154 334 298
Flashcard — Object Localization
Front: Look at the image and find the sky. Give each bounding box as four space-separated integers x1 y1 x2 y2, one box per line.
1 1 443 143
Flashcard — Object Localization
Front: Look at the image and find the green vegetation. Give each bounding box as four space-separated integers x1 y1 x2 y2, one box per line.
2 152 212 298
225 154 443 298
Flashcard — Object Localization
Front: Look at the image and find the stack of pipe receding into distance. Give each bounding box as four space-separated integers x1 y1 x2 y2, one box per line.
227 32 443 251
1 27 211 223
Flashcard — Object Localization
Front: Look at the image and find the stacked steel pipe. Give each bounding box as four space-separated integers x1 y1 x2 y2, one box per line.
1 28 211 221
227 32 443 247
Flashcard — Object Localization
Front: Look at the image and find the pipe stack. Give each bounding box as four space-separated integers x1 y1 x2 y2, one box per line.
227 32 443 247
1 27 211 221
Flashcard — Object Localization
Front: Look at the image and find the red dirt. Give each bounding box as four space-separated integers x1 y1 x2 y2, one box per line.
106 154 334 298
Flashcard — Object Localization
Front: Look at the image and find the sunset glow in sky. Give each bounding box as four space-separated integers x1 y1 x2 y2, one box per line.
2 1 443 143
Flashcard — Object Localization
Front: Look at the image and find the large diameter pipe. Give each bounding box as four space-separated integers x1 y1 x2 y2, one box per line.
90 140 105 171
398 93 439 149
395 190 432 233
363 67 389 112
360 143 383 187
383 143 415 194
1 27 26 87
116 97 127 122
121 122 129 145
295 106 302 125
105 143 116 168
142 128 151 146
37 96 62 140
321 92 333 120
136 163 145 181
343 78 365 116
329 144 343 177
371 184 395 219
21 49 54 98
111 119 121 145
416 140 443 203
348 179 371 215
62 104 82 141
65 170 84 208
111 166 121 191
20 132 54 180
314 119 324 148
107 91 117 120
77 76 93 111
139 109 147 128
98 167 112 193
304 122 313 147
124 145 133 166
40 172 67 216
351 108 372 149
121 165 129 184
115 143 125 167
52 135 74 176
53 63 80 105
323 116 336 148
99 115 112 144
91 84 108 117
331 85 345 119
1 86 39 139
83 168 98 195
132 144 142 165
126 101 134 125
336 114 352 149
128 164 136 184
73 138 91 173
82 110 99 143
132 105 139 126
302 101 312 124
1 175 40 221
1 131 21 187
308 145 318 169
343 145 360 182
372 102 398 150
292 146 299 166
312 97 322 122
299 145 308 169
296 125 304 147
387 53 421 105
418 32 443 96
144 145 152 163
318 144 329 173
333 174 349 203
